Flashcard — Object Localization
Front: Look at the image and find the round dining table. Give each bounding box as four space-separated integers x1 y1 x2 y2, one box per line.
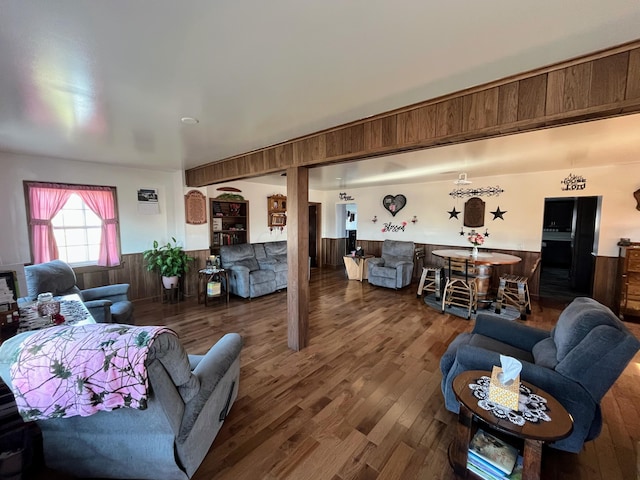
432 249 522 305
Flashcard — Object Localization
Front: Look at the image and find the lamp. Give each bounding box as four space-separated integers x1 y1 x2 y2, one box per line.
454 173 472 185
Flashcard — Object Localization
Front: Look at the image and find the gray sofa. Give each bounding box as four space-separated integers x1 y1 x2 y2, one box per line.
220 241 288 298
22 259 133 324
367 240 415 289
440 297 640 453
0 329 242 480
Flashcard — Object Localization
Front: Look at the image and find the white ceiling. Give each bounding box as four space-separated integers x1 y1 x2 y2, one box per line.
1 1 639 190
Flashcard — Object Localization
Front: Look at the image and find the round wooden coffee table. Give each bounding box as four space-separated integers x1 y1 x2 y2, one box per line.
449 370 573 480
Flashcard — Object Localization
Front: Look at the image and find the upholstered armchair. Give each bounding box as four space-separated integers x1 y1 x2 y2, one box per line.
440 297 640 453
0 328 242 480
367 240 415 289
22 259 133 324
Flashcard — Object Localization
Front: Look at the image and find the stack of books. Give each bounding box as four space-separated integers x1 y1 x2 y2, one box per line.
467 429 523 480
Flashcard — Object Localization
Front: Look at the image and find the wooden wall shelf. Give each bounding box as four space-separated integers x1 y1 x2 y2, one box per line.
268 194 286 230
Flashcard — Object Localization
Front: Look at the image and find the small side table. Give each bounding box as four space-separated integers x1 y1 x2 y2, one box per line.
450 370 573 480
343 255 374 281
198 268 229 305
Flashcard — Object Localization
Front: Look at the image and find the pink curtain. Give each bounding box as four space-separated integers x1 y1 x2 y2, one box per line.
76 188 121 266
28 186 72 264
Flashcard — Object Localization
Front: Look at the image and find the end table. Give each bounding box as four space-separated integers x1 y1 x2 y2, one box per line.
198 268 229 305
450 370 573 480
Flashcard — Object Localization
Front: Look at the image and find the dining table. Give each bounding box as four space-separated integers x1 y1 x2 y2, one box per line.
431 249 522 306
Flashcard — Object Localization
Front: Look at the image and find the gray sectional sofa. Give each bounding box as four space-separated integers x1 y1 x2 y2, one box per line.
219 241 288 298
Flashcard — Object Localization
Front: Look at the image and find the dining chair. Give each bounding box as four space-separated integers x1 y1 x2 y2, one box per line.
442 257 478 319
494 256 541 320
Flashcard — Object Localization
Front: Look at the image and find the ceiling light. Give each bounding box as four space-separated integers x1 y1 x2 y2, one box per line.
454 172 472 185
181 117 199 125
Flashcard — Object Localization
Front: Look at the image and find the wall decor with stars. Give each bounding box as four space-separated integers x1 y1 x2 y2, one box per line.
490 207 507 220
448 207 460 219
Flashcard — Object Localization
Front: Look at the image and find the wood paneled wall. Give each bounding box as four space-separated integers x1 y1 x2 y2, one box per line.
186 42 640 187
320 238 626 306
73 244 617 309
592 255 618 309
73 249 210 303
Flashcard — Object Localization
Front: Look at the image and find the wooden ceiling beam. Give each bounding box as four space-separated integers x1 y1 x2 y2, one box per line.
185 40 640 187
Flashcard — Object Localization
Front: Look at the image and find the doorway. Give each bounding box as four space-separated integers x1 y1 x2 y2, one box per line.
309 203 321 268
539 196 600 303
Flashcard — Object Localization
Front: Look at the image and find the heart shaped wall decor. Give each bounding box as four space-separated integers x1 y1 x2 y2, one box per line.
382 194 406 217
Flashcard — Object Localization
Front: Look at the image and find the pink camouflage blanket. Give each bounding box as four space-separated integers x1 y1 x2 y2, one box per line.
10 323 175 420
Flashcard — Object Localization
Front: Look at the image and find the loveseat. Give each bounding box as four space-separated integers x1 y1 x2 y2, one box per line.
220 241 288 298
440 297 640 453
0 328 242 480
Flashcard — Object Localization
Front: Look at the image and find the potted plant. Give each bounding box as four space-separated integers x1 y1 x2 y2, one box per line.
143 237 195 289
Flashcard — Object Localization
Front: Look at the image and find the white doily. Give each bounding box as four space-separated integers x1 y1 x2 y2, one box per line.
18 299 91 332
468 375 551 426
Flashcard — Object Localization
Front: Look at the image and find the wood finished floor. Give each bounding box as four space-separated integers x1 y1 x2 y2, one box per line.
39 268 640 480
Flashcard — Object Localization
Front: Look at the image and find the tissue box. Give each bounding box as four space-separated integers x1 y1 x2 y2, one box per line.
488 366 520 411
207 281 221 296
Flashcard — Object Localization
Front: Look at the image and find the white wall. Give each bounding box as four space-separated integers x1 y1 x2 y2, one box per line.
319 164 640 257
2 151 639 267
0 152 197 266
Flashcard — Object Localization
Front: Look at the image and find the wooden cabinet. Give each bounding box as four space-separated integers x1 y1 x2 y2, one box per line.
210 199 249 255
617 243 640 318
267 194 286 230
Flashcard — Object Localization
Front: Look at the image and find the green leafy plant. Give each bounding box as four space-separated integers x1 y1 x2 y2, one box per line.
142 237 195 277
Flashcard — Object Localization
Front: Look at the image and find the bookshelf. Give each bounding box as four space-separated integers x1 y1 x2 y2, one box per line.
0 270 19 335
210 198 250 255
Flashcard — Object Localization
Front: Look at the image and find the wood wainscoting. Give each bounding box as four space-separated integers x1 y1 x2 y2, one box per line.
72 249 210 303
71 244 617 309
321 238 618 309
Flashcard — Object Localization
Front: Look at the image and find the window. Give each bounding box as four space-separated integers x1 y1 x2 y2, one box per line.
24 182 121 267
52 194 103 265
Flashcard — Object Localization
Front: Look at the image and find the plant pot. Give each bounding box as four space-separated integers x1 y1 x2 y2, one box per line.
162 276 179 289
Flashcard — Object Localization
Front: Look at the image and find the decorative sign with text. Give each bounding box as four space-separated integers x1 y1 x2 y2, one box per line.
561 173 586 191
382 221 407 233
339 192 354 201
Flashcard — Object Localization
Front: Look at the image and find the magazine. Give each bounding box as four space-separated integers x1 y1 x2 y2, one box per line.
467 454 523 480
468 450 508 478
468 429 518 475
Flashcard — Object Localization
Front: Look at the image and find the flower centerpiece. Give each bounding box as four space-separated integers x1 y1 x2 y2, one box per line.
468 230 484 257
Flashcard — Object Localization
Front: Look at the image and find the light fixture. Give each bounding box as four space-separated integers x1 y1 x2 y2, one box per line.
180 117 199 125
454 172 472 185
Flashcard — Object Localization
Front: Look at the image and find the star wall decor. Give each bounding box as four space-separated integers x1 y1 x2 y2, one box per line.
490 206 507 220
448 207 460 219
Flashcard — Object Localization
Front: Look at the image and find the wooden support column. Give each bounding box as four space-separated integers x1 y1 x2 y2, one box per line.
286 166 309 351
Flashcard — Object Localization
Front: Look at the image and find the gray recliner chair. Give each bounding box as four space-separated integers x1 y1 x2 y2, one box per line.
22 259 134 324
440 297 640 453
367 240 415 289
0 330 242 480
